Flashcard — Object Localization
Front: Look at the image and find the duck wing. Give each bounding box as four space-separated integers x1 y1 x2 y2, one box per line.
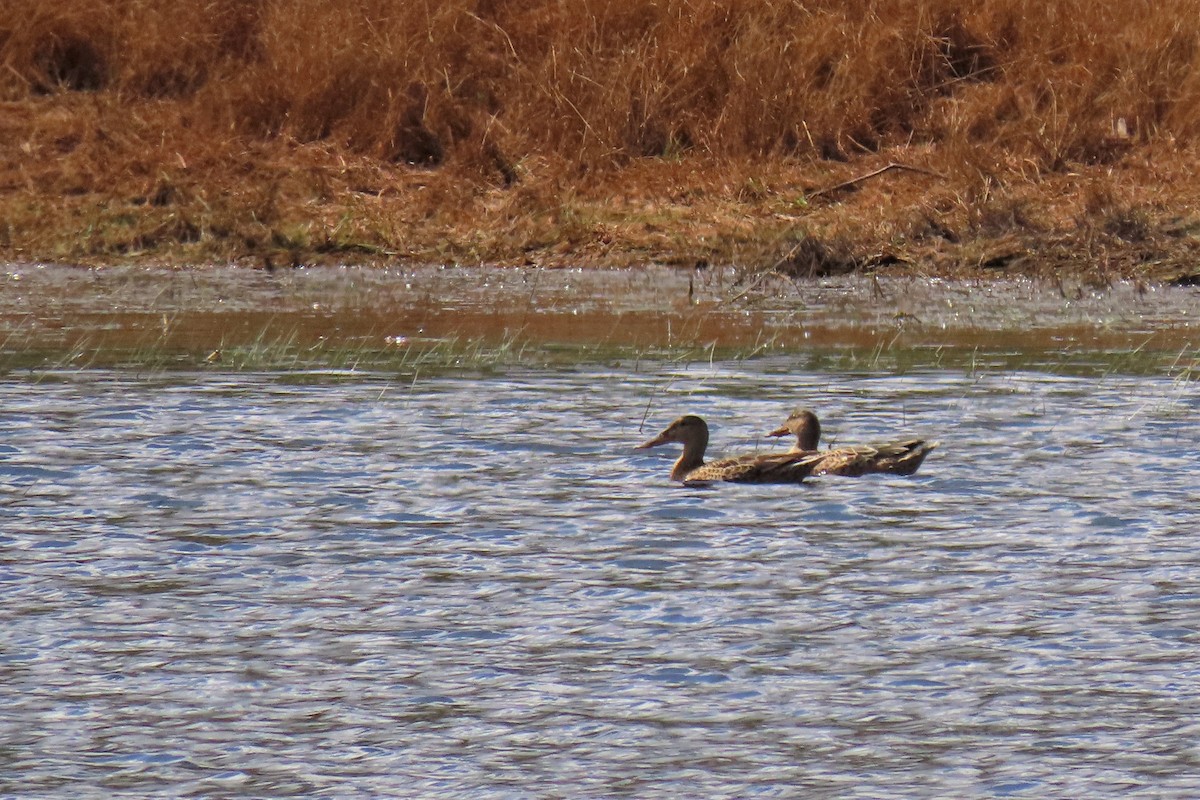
683 451 824 485
814 439 939 477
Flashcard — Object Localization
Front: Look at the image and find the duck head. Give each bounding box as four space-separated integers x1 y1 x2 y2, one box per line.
637 414 709 450
767 408 820 451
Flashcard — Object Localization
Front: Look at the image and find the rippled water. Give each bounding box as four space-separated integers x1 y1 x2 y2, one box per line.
3 361 1198 798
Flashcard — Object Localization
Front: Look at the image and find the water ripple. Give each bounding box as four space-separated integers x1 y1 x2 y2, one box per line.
1 366 1198 798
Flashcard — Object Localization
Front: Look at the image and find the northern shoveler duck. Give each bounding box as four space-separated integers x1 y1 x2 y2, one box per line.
766 408 938 477
637 414 821 485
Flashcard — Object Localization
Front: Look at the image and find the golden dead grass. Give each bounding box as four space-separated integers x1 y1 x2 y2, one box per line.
4 0 1200 279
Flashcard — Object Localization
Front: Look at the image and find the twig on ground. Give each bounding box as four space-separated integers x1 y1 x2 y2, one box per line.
811 162 946 199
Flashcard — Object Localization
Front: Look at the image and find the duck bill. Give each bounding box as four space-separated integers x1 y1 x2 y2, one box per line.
766 426 789 438
636 431 670 449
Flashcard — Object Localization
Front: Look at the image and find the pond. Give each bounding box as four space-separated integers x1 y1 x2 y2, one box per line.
2 265 1199 798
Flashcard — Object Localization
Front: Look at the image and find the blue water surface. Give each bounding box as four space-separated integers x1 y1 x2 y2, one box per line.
1 362 1197 798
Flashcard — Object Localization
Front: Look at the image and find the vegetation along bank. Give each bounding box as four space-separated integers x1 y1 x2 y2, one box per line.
4 0 1200 282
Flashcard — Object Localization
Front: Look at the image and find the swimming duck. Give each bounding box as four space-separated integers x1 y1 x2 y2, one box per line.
767 408 938 477
637 414 821 485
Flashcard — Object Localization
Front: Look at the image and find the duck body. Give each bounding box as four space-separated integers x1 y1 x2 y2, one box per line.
767 408 938 477
800 439 936 477
638 414 820 485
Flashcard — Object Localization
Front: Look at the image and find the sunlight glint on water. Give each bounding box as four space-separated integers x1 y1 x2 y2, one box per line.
1 364 1198 798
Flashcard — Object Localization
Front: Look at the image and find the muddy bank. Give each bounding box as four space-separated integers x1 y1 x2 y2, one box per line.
5 111 1200 282
6 104 1200 284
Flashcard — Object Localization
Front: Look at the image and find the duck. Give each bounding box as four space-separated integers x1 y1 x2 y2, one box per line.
766 408 938 477
637 414 821 485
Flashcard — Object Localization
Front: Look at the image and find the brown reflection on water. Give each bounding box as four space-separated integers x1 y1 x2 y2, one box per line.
5 306 1193 360
3 264 1200 367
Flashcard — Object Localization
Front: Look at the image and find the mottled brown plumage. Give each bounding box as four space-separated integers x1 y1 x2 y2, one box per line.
637 414 821 485
767 408 938 477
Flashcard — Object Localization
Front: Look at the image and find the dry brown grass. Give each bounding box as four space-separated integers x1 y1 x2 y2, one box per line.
4 0 1200 278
